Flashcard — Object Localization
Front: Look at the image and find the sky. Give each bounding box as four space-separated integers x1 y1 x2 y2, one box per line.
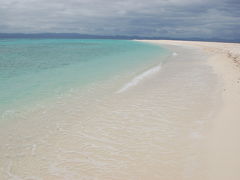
0 0 240 40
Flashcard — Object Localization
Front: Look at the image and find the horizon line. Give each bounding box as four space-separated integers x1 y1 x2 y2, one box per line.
0 33 239 43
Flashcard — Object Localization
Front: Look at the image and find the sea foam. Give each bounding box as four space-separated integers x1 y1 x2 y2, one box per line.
172 52 178 56
116 64 161 93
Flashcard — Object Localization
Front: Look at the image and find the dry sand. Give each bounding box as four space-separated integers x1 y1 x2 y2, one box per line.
139 40 240 180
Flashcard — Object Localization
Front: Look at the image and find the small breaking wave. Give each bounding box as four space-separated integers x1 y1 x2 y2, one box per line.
172 52 178 56
116 64 161 93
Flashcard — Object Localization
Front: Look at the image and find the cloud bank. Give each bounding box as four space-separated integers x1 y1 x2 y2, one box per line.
0 0 239 39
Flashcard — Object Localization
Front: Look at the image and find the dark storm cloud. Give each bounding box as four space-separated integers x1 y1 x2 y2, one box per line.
0 0 239 39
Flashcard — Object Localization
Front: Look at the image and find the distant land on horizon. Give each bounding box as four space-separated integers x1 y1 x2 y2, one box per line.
0 33 239 43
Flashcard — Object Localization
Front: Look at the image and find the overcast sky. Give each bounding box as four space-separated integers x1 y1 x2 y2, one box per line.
0 0 240 39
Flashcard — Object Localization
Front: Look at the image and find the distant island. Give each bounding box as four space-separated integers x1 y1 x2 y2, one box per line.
0 33 239 43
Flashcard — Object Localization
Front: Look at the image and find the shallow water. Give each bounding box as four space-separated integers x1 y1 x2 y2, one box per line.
0 39 167 114
0 42 220 180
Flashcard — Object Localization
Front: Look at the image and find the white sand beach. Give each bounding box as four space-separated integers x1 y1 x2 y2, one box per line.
139 40 240 180
0 40 239 180
1 0 239 178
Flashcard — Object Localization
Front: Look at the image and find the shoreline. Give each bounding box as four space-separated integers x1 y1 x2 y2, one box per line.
0 39 239 179
138 40 240 179
0 40 219 179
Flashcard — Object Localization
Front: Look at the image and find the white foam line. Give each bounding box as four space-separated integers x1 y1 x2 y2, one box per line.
172 52 178 56
116 64 161 93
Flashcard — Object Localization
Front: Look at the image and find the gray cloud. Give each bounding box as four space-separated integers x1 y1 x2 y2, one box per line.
0 0 239 39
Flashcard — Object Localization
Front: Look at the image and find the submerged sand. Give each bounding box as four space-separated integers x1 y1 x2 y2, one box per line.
0 40 239 180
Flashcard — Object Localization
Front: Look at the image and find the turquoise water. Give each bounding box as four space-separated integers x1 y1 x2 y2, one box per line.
0 39 167 113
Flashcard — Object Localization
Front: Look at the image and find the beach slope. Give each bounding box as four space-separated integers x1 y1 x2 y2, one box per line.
138 40 240 180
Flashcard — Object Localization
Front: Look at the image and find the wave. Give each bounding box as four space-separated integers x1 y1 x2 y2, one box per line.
116 64 161 93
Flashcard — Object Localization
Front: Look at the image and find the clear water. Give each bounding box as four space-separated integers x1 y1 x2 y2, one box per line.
0 39 167 113
0 41 220 180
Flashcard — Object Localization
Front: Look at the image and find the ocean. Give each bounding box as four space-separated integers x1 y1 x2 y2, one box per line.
0 39 168 118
